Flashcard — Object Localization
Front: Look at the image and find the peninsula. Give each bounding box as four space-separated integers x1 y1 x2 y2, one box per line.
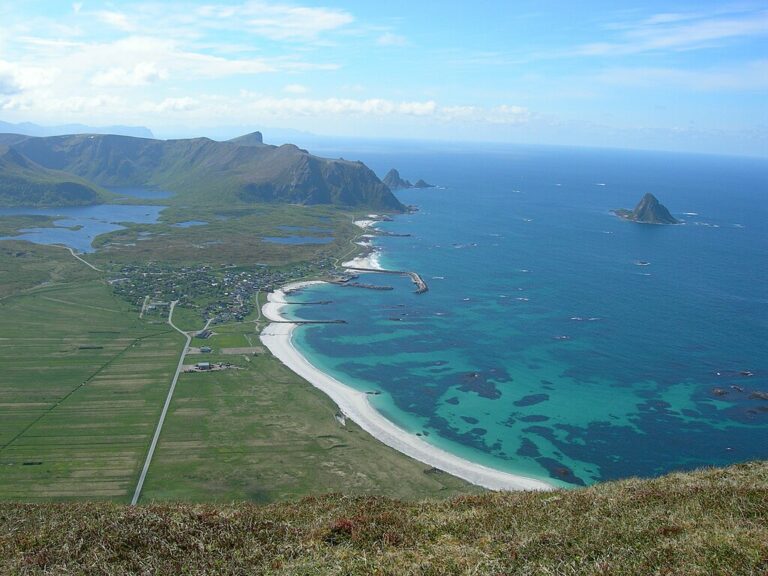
613 193 679 224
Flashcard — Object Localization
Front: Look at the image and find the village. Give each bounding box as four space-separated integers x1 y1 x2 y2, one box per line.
108 256 335 325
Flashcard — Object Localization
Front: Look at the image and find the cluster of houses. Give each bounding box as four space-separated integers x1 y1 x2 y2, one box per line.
109 257 334 325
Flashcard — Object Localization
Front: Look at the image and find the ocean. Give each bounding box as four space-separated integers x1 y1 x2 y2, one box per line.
282 142 768 487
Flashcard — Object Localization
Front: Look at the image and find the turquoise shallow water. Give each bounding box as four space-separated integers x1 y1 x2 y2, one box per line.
284 143 768 487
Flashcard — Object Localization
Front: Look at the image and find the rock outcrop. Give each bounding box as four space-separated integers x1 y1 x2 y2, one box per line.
614 193 679 224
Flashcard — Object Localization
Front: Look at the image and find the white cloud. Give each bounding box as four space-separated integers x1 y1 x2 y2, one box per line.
148 97 199 112
72 2 83 14
377 32 408 47
440 103 531 124
488 105 531 124
0 60 57 92
0 67 21 95
241 97 437 117
195 2 354 41
94 10 137 32
578 8 768 55
91 62 168 87
283 83 308 94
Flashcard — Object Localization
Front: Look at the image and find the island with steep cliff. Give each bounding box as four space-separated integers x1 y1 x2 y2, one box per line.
613 193 679 224
383 168 435 190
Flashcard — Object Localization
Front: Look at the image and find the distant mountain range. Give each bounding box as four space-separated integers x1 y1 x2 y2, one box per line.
0 121 154 139
0 131 404 211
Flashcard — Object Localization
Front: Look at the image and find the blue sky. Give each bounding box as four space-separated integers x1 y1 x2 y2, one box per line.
0 1 766 155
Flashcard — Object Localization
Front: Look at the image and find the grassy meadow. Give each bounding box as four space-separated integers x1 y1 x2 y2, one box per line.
0 227 474 504
0 242 180 501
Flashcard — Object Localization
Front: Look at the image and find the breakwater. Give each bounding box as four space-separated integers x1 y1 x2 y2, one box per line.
345 267 428 294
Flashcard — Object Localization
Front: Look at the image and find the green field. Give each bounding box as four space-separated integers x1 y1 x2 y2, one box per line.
141 321 474 503
0 239 475 503
0 243 180 500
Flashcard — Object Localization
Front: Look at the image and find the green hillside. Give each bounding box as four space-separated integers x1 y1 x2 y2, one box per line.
1 461 766 575
1 133 404 211
0 145 109 207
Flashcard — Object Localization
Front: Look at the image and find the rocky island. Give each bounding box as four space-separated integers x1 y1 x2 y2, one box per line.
613 193 679 224
383 168 435 190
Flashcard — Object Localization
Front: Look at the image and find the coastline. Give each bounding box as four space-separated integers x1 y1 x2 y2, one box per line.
259 279 555 492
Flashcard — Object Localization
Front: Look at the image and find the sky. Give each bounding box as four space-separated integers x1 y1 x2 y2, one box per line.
0 0 766 156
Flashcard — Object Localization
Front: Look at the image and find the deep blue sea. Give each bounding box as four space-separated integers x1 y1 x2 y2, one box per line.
284 143 768 487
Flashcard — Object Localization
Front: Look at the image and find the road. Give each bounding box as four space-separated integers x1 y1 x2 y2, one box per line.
130 300 193 505
138 295 150 319
63 246 102 272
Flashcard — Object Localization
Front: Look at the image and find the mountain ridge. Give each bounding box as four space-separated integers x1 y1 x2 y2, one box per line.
0 132 404 211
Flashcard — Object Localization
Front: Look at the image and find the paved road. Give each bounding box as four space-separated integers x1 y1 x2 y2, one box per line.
131 300 192 505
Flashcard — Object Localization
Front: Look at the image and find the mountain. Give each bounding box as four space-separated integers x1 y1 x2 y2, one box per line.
0 133 405 211
383 168 413 189
413 179 434 189
0 121 154 139
614 193 679 224
1 461 765 574
0 145 107 206
226 131 265 146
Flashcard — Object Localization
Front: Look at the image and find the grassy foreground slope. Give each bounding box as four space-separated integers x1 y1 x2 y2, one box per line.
1 461 766 575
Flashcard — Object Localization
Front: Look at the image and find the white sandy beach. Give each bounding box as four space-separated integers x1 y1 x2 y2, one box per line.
353 218 379 229
259 282 555 492
341 250 383 270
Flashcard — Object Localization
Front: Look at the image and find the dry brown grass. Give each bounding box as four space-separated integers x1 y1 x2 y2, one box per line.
1 461 766 575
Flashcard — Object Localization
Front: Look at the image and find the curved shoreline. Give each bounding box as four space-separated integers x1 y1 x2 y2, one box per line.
260 281 555 492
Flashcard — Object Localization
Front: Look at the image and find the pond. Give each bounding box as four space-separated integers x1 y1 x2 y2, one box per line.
0 204 166 253
173 220 208 228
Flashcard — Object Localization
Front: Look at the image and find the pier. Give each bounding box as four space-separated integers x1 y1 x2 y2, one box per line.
330 280 394 291
345 267 429 294
271 319 347 325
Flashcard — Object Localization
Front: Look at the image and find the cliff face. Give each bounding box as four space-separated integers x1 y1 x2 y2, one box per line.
614 193 679 224
0 133 405 211
383 168 413 189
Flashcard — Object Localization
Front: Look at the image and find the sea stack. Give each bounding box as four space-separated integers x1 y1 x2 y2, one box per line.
382 169 436 190
614 193 679 224
383 168 413 189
